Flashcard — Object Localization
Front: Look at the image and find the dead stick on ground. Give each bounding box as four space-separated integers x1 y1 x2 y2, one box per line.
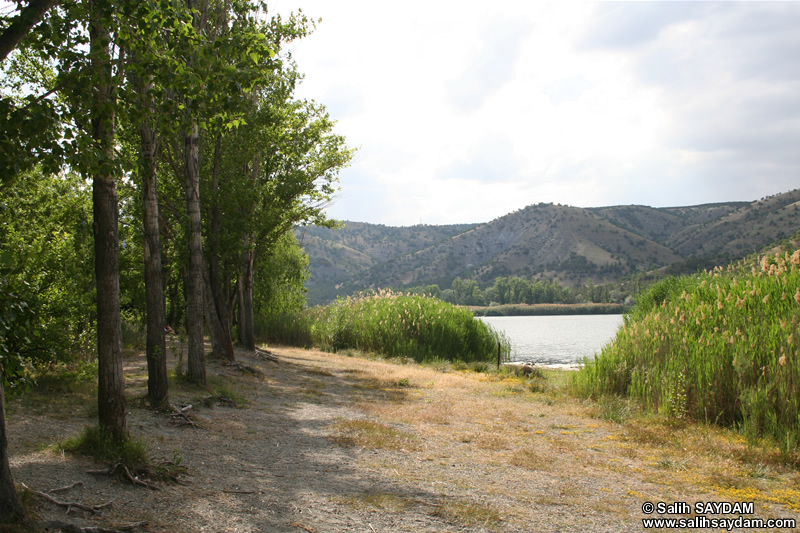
22 483 111 515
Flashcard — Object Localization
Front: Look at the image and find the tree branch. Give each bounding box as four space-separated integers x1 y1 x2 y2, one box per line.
0 0 61 63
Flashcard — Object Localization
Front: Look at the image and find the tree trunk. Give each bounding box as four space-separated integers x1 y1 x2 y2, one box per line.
240 243 256 351
0 381 26 525
203 264 233 360
90 0 126 440
238 154 259 351
183 120 206 384
205 134 235 361
140 107 169 408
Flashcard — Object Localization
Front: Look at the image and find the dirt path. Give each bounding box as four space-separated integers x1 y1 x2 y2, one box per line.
8 346 800 532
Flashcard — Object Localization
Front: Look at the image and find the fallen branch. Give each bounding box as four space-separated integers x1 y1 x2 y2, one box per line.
169 403 199 429
22 483 112 515
254 347 279 362
223 360 264 375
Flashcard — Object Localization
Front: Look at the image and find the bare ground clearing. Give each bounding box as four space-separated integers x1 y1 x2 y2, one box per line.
7 344 800 532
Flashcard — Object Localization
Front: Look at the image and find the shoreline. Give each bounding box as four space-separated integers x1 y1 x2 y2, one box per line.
470 302 628 316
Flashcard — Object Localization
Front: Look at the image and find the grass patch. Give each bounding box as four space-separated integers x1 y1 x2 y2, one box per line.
11 361 98 418
59 425 149 470
331 418 418 451
174 373 247 409
433 499 503 531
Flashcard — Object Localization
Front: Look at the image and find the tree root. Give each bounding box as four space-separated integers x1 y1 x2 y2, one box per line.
22 483 147 532
86 463 159 491
22 483 112 515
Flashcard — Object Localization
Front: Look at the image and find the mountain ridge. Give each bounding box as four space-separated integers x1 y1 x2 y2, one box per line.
297 189 800 305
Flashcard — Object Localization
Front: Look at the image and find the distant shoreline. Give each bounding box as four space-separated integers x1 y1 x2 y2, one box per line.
470 302 628 316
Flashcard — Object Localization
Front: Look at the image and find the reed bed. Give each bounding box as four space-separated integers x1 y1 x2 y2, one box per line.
574 248 800 455
262 289 510 364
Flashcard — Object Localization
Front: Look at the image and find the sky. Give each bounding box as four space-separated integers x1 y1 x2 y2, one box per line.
271 0 800 226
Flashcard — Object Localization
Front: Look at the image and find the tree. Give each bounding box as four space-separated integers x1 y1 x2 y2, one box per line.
136 81 169 407
0 264 32 526
88 0 126 440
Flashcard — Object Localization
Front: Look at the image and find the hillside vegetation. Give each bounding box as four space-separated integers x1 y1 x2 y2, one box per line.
574 238 800 457
299 189 800 305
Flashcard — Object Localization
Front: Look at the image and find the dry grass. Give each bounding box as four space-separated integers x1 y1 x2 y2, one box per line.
281 344 800 528
331 419 419 451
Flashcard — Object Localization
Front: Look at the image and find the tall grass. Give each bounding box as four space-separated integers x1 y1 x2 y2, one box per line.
260 289 511 364
574 248 800 455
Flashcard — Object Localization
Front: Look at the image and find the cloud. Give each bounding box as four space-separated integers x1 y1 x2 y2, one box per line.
577 2 716 50
281 0 800 225
318 85 365 120
544 75 592 105
437 133 524 183
446 15 532 112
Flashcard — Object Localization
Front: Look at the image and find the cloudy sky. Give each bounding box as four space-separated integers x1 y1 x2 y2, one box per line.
272 0 800 226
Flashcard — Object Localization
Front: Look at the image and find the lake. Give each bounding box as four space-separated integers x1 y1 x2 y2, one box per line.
480 314 625 367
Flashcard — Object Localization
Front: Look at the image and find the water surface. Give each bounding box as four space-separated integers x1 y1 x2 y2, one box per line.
480 314 624 367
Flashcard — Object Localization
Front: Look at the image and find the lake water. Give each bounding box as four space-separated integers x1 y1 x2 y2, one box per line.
480 314 625 367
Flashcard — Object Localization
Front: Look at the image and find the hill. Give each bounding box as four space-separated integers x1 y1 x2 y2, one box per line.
297 189 800 305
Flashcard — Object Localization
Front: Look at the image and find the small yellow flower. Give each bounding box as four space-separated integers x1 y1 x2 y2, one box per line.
780 355 787 366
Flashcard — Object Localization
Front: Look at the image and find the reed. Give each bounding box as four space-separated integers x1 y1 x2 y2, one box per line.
573 248 800 455
261 289 511 364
